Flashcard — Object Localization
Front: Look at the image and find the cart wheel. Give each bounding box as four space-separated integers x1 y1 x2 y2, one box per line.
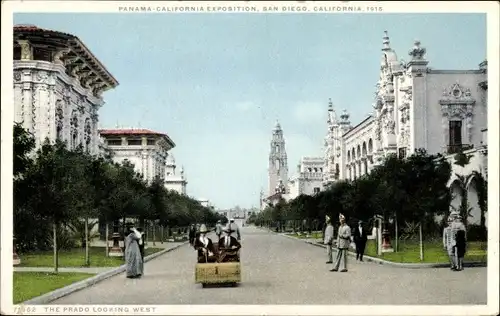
231 282 237 287
202 283 207 288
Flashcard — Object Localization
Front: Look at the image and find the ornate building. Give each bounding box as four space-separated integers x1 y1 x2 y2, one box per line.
267 120 289 197
261 31 488 226
164 154 188 195
13 24 119 154
322 31 488 225
99 128 176 184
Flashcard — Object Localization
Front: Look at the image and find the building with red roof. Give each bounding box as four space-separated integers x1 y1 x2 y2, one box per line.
99 128 176 184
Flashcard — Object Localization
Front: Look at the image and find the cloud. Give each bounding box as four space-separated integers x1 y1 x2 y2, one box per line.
292 101 326 125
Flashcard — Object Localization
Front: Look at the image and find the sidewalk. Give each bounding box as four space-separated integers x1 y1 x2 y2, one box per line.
14 267 112 274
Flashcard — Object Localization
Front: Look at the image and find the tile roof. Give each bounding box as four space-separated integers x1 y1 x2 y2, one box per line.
99 128 167 136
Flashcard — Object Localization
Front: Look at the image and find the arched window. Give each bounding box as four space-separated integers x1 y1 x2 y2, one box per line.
55 100 64 140
70 111 79 149
84 118 91 152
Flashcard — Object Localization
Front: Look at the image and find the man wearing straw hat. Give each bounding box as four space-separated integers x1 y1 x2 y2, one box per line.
324 215 334 264
331 213 351 272
451 214 467 271
218 225 241 262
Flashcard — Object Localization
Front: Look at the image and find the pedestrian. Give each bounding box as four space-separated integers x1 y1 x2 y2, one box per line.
453 215 467 271
331 214 351 272
125 223 144 279
229 218 241 241
442 216 456 270
353 220 368 261
324 215 334 264
215 220 223 241
136 227 145 262
189 224 196 246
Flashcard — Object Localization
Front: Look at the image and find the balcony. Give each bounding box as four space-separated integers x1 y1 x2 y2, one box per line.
446 144 473 155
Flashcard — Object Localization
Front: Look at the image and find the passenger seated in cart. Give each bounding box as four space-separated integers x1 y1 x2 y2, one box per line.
218 226 241 263
193 224 217 263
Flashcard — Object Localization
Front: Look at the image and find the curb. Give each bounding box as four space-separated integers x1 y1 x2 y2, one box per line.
263 227 487 269
21 241 190 305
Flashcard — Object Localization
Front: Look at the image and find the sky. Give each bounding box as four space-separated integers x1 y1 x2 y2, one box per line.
14 13 486 210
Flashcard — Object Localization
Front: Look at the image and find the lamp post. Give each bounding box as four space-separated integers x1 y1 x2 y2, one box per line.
108 219 124 257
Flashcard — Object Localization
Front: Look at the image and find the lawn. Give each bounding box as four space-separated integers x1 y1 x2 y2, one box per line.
363 240 488 263
18 246 163 268
13 272 94 304
286 231 323 239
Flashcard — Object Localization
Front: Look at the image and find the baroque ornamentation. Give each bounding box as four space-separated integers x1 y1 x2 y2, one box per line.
37 71 49 83
55 100 64 140
408 40 426 60
53 49 71 65
14 71 21 82
440 82 475 105
84 118 92 151
18 41 33 60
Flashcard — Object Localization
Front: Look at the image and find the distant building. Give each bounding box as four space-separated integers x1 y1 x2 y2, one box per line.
99 128 175 184
164 154 188 195
13 24 118 154
197 199 211 208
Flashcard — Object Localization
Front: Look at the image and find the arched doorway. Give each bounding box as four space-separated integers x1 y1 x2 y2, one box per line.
467 177 482 227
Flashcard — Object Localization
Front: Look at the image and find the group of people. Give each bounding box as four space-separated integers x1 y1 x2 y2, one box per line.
124 223 146 279
443 211 467 271
324 214 353 272
192 219 242 263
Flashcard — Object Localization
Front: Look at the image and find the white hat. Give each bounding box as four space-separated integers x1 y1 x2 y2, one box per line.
325 215 331 222
199 224 208 233
230 218 235 222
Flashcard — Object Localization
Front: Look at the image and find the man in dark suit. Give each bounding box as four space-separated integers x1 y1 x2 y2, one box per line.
353 220 368 261
218 226 241 262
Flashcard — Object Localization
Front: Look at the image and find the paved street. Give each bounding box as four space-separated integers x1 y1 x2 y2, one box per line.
51 226 487 305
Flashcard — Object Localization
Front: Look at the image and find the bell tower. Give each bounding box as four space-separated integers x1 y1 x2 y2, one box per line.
268 120 288 196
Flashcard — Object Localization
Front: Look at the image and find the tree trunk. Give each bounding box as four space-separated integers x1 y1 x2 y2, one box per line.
153 222 156 246
395 215 399 253
53 221 58 274
85 217 89 266
419 221 424 261
105 221 109 257
160 225 164 244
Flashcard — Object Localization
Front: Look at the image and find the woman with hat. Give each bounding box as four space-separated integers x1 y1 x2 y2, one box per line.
218 225 241 262
193 224 216 263
124 223 144 278
443 216 456 270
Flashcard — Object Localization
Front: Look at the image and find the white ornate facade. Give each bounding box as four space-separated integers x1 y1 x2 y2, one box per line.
322 31 487 185
99 128 175 184
287 157 324 199
164 154 188 195
13 25 118 154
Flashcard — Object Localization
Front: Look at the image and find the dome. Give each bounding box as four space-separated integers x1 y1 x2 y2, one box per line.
166 154 176 166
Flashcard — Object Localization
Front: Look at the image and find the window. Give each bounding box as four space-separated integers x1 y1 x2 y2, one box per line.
398 148 407 159
127 139 142 146
107 139 122 146
147 139 156 145
313 187 321 194
275 159 280 170
449 120 462 146
448 120 463 154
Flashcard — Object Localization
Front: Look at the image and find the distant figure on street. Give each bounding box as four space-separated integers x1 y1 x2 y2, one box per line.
125 223 144 278
228 218 241 241
189 224 196 246
324 215 334 264
443 216 456 270
193 224 216 263
331 214 351 272
353 220 368 261
215 220 223 241
452 215 467 271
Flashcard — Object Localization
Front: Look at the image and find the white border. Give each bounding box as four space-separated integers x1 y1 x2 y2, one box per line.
1 1 499 315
